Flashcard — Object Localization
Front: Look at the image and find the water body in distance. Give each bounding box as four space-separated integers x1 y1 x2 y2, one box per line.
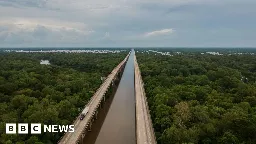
93 50 136 144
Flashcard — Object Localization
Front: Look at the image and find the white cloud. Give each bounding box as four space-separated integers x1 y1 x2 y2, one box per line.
144 29 174 37
0 17 94 45
0 18 91 33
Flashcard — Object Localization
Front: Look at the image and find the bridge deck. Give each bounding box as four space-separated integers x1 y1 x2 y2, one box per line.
134 54 157 144
58 52 130 144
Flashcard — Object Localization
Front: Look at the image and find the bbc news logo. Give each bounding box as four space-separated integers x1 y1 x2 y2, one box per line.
6 123 74 134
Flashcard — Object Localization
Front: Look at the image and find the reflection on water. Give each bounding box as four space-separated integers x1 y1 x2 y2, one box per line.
89 50 136 144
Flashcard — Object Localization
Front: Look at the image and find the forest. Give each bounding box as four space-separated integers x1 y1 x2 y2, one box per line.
136 49 256 144
0 50 127 144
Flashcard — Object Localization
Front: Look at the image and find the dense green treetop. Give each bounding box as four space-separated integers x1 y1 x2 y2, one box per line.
136 49 256 144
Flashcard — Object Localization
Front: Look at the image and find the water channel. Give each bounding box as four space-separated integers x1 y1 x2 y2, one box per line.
84 50 136 144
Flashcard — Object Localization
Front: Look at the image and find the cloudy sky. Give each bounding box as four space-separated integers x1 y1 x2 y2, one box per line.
0 0 255 47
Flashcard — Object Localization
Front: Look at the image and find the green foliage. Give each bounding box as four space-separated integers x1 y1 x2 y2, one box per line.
136 50 256 143
0 51 127 143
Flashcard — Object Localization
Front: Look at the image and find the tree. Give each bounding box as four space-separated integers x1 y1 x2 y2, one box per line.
136 49 256 143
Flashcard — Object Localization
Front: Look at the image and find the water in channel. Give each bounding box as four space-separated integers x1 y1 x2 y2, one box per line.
84 50 136 144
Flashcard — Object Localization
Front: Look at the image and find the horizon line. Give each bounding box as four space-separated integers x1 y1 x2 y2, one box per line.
1 47 256 49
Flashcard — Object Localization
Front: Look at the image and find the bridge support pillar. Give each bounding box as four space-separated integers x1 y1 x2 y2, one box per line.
82 129 87 136
92 116 95 122
100 98 104 108
95 110 98 119
88 121 92 131
82 133 85 139
80 135 83 144
100 101 102 108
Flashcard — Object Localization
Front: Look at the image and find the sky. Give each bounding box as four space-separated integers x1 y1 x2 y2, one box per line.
0 0 255 47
